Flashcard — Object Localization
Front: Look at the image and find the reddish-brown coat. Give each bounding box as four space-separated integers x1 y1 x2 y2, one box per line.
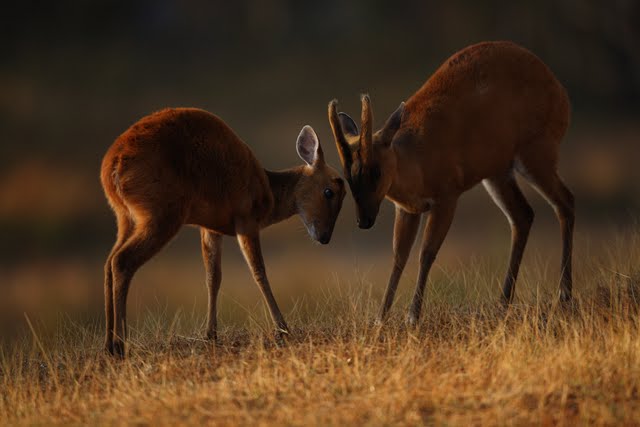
101 108 272 235
101 108 345 357
392 41 570 209
329 41 574 324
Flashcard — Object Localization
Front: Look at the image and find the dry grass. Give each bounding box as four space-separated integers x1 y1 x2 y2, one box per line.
1 231 640 426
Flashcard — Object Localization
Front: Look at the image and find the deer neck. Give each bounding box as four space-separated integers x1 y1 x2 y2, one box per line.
385 141 409 202
386 137 432 212
264 167 304 226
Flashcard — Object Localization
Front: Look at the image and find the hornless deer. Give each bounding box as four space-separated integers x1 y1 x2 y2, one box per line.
329 41 574 325
101 108 345 356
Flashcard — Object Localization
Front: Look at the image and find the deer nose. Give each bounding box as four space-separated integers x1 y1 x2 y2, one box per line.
319 232 331 245
357 216 374 229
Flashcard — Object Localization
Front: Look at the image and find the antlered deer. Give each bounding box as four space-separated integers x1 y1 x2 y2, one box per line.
329 41 574 325
101 108 345 356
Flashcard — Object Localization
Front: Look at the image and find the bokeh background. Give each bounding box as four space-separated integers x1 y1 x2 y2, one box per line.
1 1 639 343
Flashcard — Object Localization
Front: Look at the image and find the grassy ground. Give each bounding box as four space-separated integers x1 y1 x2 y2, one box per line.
1 230 639 425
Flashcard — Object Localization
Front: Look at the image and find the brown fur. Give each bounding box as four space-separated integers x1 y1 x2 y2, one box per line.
329 41 574 324
101 108 345 357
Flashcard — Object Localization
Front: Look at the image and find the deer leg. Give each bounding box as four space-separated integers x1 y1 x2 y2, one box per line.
517 166 575 302
237 232 290 338
408 198 458 327
103 212 134 355
110 218 181 358
201 228 222 341
483 172 534 305
377 206 421 323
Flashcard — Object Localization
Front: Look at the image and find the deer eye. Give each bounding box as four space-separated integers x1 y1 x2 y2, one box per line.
324 188 334 199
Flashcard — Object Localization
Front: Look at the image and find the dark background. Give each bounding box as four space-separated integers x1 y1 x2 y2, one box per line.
1 0 639 338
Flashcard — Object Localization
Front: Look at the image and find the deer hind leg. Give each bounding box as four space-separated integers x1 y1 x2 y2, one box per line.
200 229 222 341
104 211 135 355
377 207 421 323
483 171 534 305
516 152 575 303
110 215 182 357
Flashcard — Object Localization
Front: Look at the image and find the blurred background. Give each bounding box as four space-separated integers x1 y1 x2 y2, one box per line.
1 0 639 343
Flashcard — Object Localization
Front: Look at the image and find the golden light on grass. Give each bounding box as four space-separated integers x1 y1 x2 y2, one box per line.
1 230 639 425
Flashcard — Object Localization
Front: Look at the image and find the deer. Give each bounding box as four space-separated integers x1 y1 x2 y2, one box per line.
101 107 345 357
328 41 574 326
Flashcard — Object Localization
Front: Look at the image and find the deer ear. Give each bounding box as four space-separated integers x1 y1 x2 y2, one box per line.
296 125 324 166
380 102 405 146
338 112 359 137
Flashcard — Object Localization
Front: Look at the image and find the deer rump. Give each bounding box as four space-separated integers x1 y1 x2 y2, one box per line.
101 108 273 236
